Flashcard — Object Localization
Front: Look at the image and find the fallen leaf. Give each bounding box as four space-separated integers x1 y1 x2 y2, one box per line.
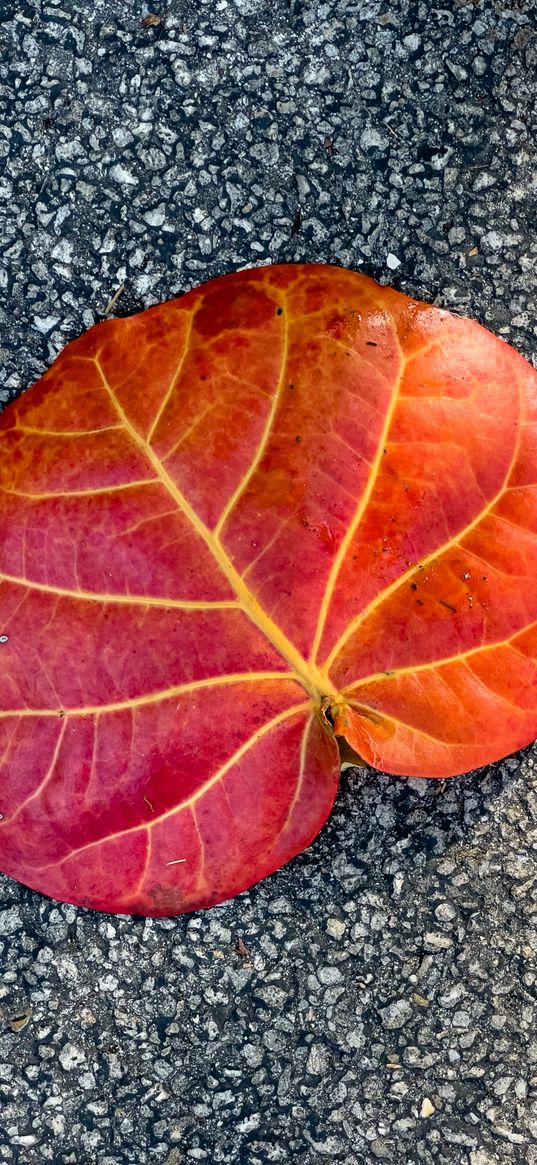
142 13 162 27
1 264 536 915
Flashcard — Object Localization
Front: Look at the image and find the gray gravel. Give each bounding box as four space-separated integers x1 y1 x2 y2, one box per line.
1 1 537 1163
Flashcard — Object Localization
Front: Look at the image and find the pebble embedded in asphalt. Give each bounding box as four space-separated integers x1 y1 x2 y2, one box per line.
1 2 536 1163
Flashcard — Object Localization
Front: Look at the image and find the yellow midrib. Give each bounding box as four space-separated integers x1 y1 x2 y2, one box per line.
95 356 333 701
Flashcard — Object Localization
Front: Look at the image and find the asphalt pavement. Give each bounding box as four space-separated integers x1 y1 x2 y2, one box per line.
0 2 536 1163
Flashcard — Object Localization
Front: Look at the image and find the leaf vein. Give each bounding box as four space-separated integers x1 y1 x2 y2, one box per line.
213 304 290 537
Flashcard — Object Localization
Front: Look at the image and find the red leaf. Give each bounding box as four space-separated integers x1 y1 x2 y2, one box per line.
1 265 536 915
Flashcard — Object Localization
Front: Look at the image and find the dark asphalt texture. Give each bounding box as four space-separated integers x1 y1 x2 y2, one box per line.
1 2 537 1163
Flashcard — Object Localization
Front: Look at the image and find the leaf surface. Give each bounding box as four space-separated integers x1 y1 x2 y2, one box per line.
1 264 536 914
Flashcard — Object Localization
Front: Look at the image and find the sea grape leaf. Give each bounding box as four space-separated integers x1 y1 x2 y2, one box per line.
1 264 536 915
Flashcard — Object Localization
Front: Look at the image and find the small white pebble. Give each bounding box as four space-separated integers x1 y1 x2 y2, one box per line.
435 902 457 922
144 205 166 227
386 252 401 270
59 1042 86 1071
33 315 60 335
420 1097 435 1118
326 918 345 939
